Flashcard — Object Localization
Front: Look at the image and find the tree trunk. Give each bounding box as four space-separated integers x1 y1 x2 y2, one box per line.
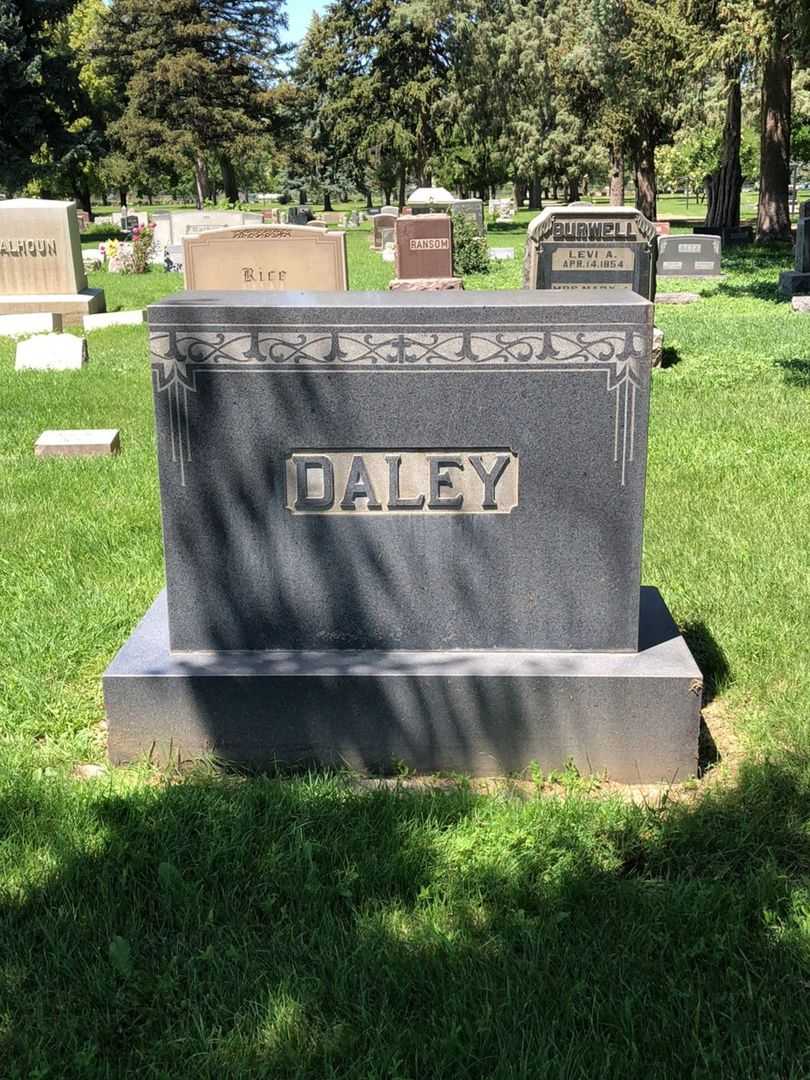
366 189 373 208
323 191 333 212
298 188 307 205
75 180 92 215
528 175 542 209
634 141 657 221
756 42 792 242
398 166 406 210
220 155 239 204
567 177 580 203
194 154 209 209
383 188 392 206
609 143 624 205
705 67 743 231
513 179 527 208
118 186 128 209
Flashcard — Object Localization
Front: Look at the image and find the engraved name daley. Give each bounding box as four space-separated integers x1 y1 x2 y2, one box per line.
286 450 519 514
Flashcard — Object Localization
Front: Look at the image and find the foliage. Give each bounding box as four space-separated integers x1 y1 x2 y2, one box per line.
91 0 288 205
130 225 155 273
451 211 489 275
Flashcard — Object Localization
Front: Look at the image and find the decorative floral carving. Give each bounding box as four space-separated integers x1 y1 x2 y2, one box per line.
150 322 648 487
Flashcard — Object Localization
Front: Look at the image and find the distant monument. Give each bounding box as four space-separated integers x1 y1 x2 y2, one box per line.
0 199 105 326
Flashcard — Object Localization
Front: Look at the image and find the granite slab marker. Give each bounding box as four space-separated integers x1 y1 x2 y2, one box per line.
104 289 701 781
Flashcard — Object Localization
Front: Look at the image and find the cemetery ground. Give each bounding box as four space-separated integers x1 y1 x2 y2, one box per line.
1 224 809 1077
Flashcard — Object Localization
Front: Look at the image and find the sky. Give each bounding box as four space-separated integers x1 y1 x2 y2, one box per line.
287 2 326 43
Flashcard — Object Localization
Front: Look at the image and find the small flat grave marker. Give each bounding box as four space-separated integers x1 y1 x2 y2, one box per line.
15 332 87 370
35 428 120 457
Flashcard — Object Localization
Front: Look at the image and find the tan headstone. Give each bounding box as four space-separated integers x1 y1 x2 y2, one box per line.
372 214 397 250
183 225 349 291
0 199 105 325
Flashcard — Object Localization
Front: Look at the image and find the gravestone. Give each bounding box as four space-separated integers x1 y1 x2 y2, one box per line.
372 213 398 250
524 205 657 299
182 225 348 291
380 205 399 217
289 206 313 226
655 221 670 236
104 289 701 781
151 210 262 249
0 199 106 326
452 199 485 234
779 204 810 296
392 214 460 289
657 234 721 277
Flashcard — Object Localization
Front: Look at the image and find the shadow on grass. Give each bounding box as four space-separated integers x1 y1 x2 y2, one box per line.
682 622 730 705
3 755 810 1077
660 345 681 369
778 358 810 389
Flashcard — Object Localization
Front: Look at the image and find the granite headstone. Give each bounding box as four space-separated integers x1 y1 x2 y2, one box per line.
524 205 657 299
104 289 701 781
657 234 721 277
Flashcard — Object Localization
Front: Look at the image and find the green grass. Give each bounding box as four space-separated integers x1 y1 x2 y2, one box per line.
2 234 810 1077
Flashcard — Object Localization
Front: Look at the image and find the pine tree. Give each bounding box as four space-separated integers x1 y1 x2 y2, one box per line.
93 0 287 207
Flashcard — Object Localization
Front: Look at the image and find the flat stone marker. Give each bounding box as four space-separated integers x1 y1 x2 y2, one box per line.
0 312 63 336
183 225 349 291
0 199 105 326
524 205 657 299
489 247 515 261
791 296 810 313
35 428 119 457
83 309 146 331
656 292 701 305
104 289 701 782
15 332 87 370
657 234 721 277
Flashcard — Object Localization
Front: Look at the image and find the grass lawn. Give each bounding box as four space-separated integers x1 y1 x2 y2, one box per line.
1 229 810 1077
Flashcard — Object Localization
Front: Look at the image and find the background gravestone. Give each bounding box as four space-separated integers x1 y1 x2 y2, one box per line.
104 289 701 782
392 215 461 289
0 199 105 325
657 234 721 277
452 199 485 234
372 214 398 250
182 225 348 291
523 204 657 299
779 204 810 296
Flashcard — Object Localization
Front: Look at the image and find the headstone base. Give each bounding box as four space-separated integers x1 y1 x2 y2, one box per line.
104 587 702 783
778 271 810 297
389 277 464 291
0 288 105 327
